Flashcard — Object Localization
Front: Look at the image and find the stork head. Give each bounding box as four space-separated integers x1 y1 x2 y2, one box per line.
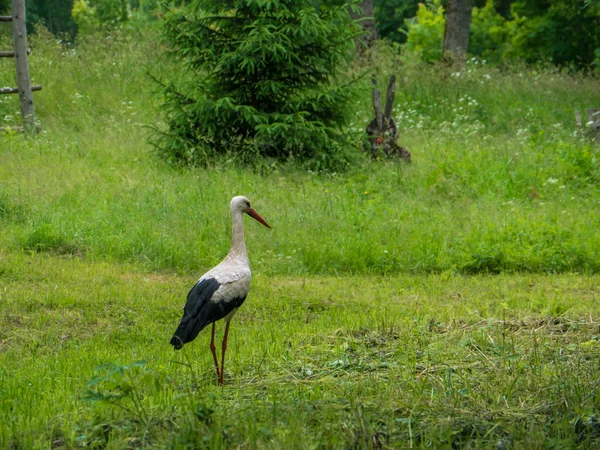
231 196 271 229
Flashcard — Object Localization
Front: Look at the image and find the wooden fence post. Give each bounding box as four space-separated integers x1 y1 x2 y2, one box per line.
11 0 35 131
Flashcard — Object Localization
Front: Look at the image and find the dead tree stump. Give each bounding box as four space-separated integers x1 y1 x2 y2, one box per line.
366 75 411 162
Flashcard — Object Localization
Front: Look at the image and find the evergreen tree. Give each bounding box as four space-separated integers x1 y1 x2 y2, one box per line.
154 0 362 169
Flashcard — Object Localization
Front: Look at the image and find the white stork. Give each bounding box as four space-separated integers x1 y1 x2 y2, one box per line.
170 196 271 385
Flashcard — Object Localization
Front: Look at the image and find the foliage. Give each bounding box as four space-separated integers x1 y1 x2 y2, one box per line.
25 0 79 37
94 0 129 24
373 0 420 43
21 0 154 38
404 0 445 63
83 360 155 427
404 0 514 63
469 0 513 62
374 0 504 44
402 0 600 68
10 0 600 69
71 0 97 32
72 0 130 33
153 0 362 170
506 0 600 67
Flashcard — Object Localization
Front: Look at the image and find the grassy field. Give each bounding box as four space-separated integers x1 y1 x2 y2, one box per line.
1 252 599 448
1 32 599 275
1 27 600 448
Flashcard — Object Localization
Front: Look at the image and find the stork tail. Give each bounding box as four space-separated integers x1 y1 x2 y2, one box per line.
170 277 221 350
170 335 184 350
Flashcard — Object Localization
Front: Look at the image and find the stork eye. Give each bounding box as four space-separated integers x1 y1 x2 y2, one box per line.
245 201 251 208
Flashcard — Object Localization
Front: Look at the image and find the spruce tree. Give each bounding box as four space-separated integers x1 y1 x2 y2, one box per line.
154 0 361 169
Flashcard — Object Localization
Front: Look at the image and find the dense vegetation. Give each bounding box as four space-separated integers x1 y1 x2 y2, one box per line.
4 0 598 68
376 0 600 68
404 0 600 67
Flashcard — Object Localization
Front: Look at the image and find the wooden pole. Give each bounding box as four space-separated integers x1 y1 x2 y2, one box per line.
11 0 35 131
0 85 42 95
0 49 30 57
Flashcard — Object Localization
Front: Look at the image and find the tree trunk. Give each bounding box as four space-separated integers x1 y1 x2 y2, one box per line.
351 0 377 51
443 0 473 63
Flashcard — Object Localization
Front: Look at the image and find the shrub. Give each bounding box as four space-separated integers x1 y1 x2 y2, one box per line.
403 0 445 63
72 0 130 33
507 1 600 68
152 0 363 170
469 1 513 63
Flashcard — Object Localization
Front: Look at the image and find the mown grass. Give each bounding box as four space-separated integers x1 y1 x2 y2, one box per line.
1 24 600 448
1 252 599 449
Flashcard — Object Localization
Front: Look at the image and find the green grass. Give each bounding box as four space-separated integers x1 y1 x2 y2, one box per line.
1 252 599 448
1 26 600 448
1 32 599 275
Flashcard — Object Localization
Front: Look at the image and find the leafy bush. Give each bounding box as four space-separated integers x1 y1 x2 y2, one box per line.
72 0 130 33
403 0 445 63
469 0 514 63
152 0 362 170
506 0 600 68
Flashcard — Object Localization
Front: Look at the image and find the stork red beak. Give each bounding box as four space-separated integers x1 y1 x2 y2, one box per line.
246 208 271 229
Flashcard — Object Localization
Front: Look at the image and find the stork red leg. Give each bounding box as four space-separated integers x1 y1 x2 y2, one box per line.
219 320 231 385
210 322 220 379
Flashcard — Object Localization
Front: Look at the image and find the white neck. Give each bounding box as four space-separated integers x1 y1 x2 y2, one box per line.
227 208 248 262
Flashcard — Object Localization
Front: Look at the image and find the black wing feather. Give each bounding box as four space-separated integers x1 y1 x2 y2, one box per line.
170 277 220 350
